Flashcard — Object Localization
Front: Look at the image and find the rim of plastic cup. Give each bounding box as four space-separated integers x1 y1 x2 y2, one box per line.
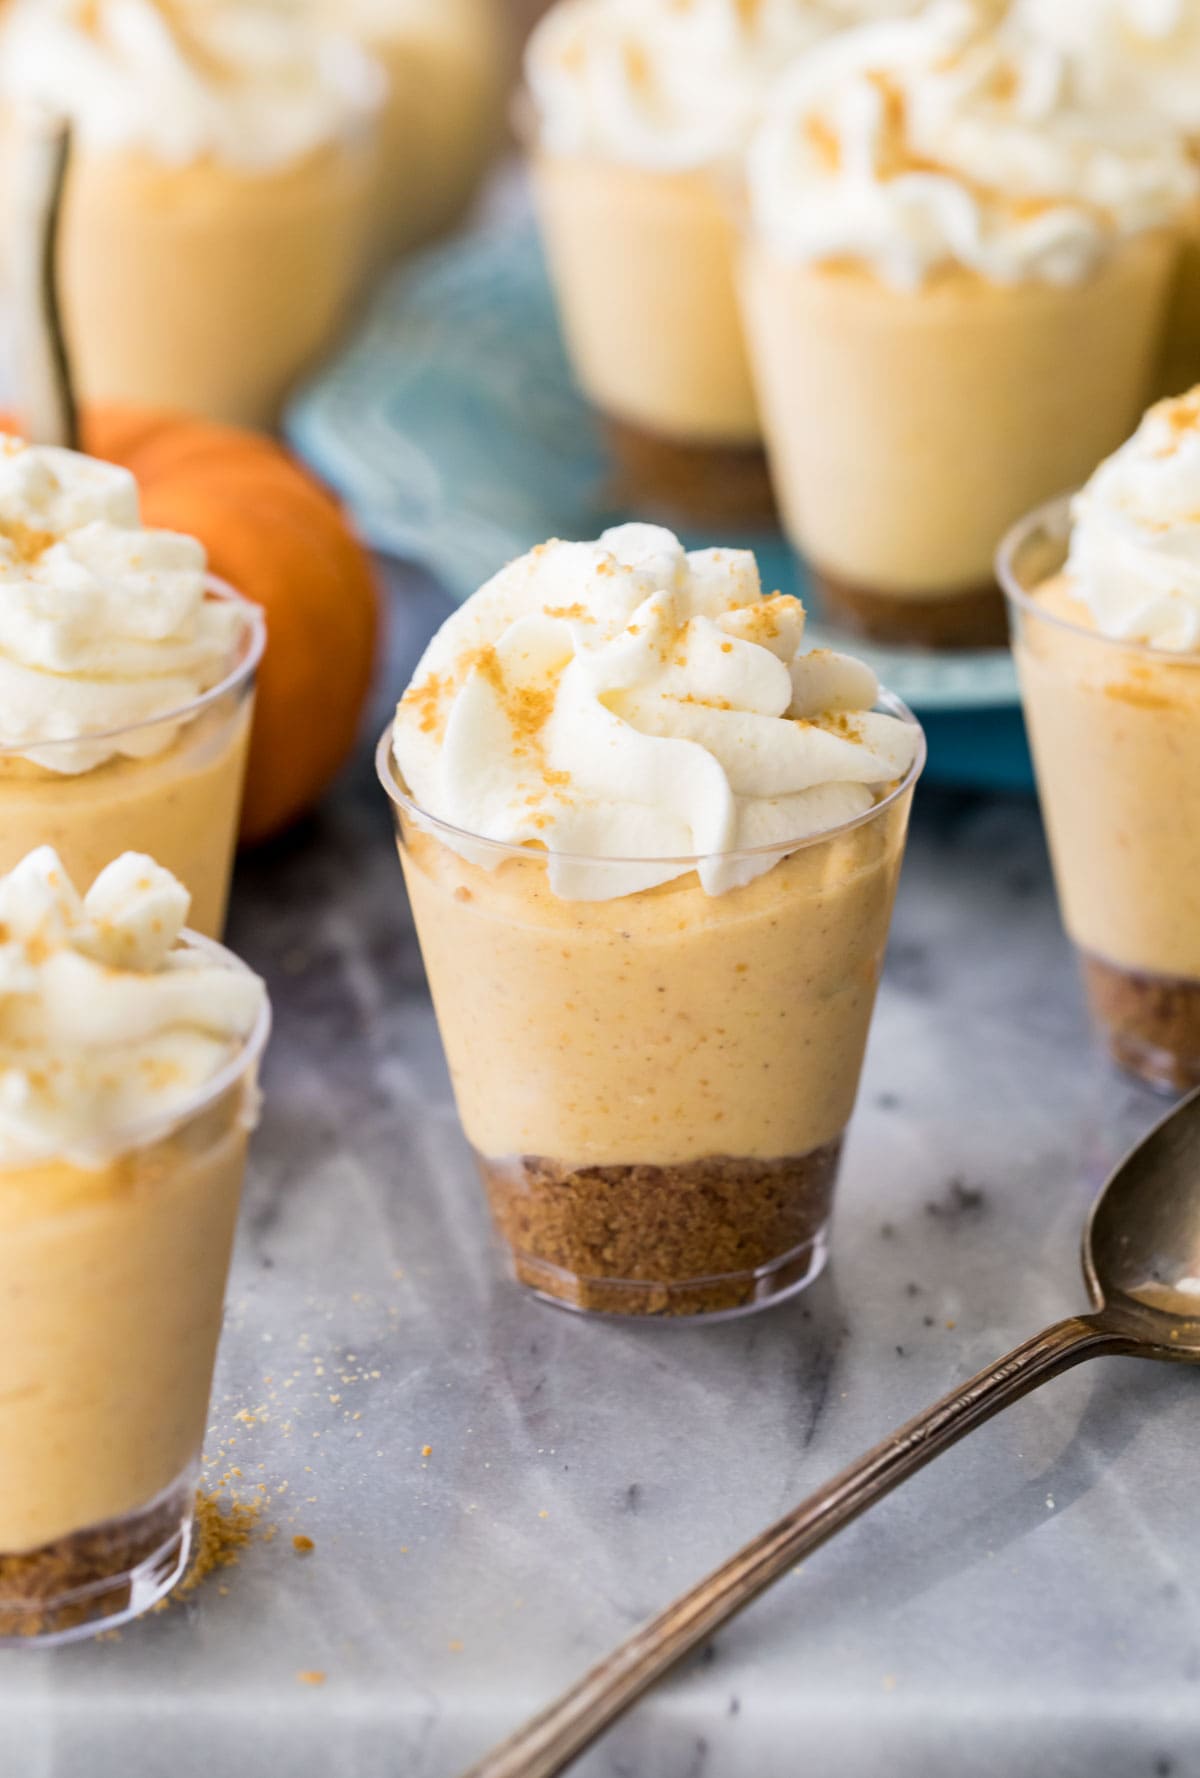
375 687 926 869
0 931 272 1172
997 494 1200 666
0 577 266 763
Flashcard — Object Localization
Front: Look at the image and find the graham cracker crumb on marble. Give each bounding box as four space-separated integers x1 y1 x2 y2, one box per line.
167 1483 271 1605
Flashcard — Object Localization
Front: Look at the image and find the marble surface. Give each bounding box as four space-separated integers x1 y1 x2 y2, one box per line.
3 563 1199 1778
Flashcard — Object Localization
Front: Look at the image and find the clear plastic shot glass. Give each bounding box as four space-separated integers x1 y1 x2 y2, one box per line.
0 943 270 1646
379 699 924 1319
0 582 264 940
1000 497 1200 1092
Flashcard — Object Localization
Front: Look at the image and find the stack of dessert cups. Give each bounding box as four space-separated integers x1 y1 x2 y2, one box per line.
0 435 273 1644
378 522 926 1319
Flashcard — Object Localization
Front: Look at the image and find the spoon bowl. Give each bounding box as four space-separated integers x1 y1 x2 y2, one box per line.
1086 1086 1200 1348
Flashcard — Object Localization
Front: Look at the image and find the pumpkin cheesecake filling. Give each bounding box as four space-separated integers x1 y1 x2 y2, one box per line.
1005 386 1200 1090
0 848 268 1642
0 435 262 938
386 523 923 1316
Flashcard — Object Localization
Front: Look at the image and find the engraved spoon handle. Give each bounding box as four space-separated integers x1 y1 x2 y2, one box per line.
461 1313 1135 1778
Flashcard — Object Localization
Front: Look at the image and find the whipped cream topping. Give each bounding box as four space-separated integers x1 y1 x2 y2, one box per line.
0 848 266 1168
392 524 920 900
0 437 251 775
1064 387 1200 653
1013 0 1200 138
526 0 832 171
0 0 382 172
747 0 1198 289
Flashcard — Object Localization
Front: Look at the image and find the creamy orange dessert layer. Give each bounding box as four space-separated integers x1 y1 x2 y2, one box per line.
0 701 253 943
58 143 375 428
533 155 760 447
741 239 1177 600
0 850 267 1555
402 800 911 1167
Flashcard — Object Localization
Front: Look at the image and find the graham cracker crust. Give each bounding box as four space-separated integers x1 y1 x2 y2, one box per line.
1082 955 1200 1093
0 1482 190 1643
604 415 777 529
478 1141 843 1318
814 568 1008 650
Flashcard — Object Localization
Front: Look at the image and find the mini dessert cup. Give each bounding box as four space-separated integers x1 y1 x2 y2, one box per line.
1000 499 1200 1092
531 150 774 527
739 231 1179 648
0 944 269 1646
0 583 264 941
58 138 375 427
379 704 924 1319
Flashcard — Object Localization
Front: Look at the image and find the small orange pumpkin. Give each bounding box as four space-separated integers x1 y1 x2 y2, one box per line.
82 406 380 844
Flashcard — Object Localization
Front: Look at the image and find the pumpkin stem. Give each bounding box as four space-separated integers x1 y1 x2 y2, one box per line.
10 105 80 452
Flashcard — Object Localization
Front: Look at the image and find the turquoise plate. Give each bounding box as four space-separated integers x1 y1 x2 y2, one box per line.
288 222 1031 790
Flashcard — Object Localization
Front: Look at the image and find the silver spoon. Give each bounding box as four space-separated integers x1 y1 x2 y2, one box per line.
461 1088 1200 1778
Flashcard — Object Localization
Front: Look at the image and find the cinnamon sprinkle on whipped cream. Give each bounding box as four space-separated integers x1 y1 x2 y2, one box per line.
392 523 919 899
747 0 1198 287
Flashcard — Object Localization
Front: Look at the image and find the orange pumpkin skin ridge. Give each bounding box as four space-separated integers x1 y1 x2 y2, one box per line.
3 406 380 844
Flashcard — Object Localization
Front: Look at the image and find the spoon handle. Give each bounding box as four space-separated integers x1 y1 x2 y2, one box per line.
461 1312 1133 1778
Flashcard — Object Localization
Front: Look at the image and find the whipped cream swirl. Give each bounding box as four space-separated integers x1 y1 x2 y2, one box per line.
747 0 1198 289
1065 388 1200 653
0 0 382 172
392 524 920 900
526 0 832 171
0 438 251 775
0 848 267 1167
1013 0 1200 137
